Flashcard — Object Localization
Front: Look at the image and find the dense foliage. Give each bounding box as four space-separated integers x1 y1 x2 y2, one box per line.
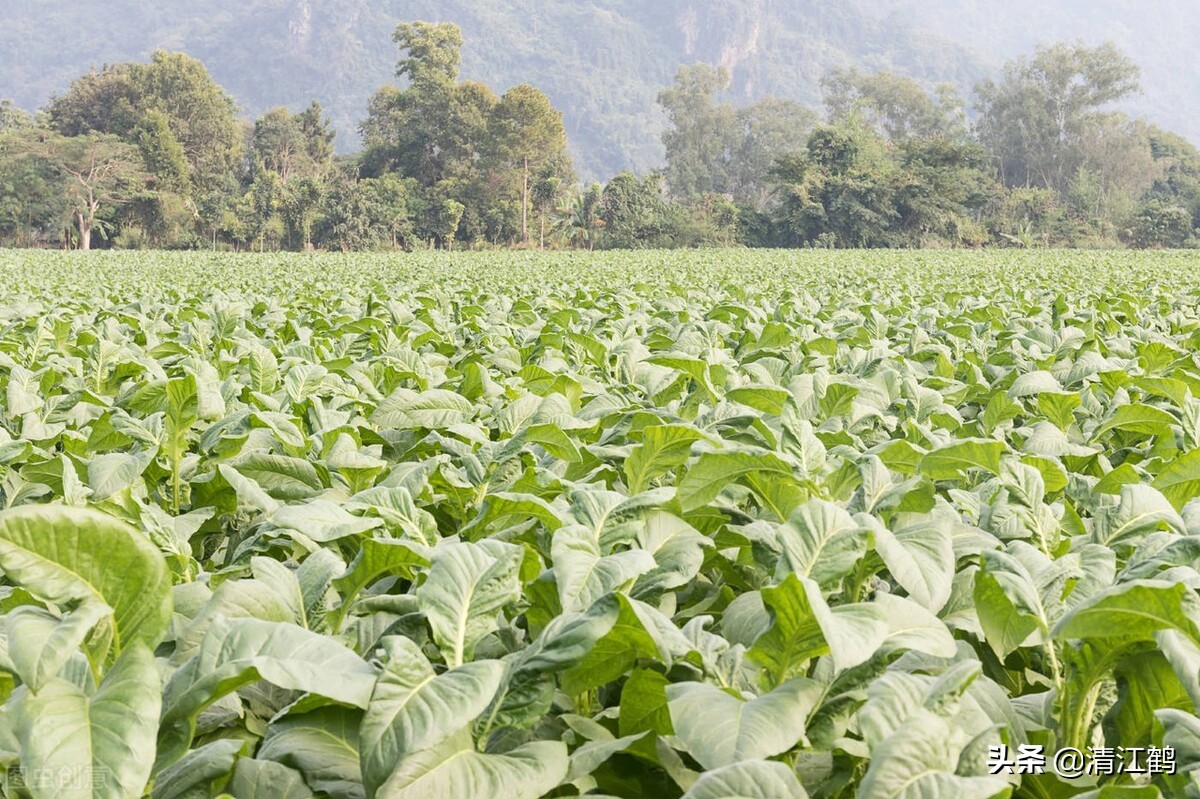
5 29 1200 252
0 250 1200 797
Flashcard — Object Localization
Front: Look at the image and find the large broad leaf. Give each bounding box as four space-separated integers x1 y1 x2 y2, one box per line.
270 500 384 543
918 439 1006 481
1153 448 1200 511
7 602 110 692
552 524 656 613
487 594 619 729
370 388 474 430
747 574 887 683
158 616 377 767
256 707 363 799
374 733 567 799
677 449 796 512
869 515 955 614
416 539 523 667
360 637 504 795
666 678 824 770
1093 404 1177 439
857 709 1011 799
681 760 808 799
774 499 868 588
624 424 706 493
16 642 160 799
150 739 244 799
1052 579 1200 646
561 594 691 696
330 538 429 630
227 759 315 799
0 506 172 652
632 510 711 596
1090 484 1185 546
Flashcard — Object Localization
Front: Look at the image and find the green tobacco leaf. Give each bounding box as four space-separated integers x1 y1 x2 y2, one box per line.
158 617 376 768
17 642 161 799
1093 404 1176 439
624 424 705 493
416 539 523 667
8 602 110 692
857 709 1011 799
1052 580 1200 645
375 734 567 799
748 574 887 682
561 594 684 696
552 524 656 613
256 707 363 799
677 449 795 512
1153 447 1200 511
227 759 315 799
681 760 808 799
870 515 955 613
360 637 504 795
918 439 1006 480
370 388 474 430
727 385 791 415
331 538 429 629
666 678 823 770
150 739 245 799
774 499 868 589
619 667 674 739
488 594 619 729
0 505 172 652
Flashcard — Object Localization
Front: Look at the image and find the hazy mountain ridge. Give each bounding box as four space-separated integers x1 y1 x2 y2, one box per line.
2 1 1194 179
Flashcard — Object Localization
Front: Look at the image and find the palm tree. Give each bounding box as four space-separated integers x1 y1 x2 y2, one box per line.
554 194 597 250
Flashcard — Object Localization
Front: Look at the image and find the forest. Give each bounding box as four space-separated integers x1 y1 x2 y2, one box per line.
2 21 1199 251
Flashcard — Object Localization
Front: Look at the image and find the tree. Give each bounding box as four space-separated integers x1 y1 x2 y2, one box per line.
1143 129 1200 228
600 172 669 249
894 137 999 245
361 174 414 249
0 101 33 133
0 127 67 246
1067 113 1158 236
770 124 899 248
46 51 241 244
976 42 1141 192
555 183 603 250
433 199 465 250
489 85 573 244
732 98 817 209
24 132 149 250
658 65 739 199
361 22 506 248
1129 200 1194 248
317 172 374 252
281 175 326 250
133 109 189 192
253 102 335 183
394 21 463 92
823 68 966 141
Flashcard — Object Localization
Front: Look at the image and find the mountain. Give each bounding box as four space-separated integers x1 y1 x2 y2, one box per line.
2 1 1197 180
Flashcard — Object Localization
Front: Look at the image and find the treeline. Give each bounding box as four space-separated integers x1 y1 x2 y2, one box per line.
1 24 1198 250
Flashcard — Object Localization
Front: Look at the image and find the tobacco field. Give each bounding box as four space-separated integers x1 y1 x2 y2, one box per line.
1 249 1200 798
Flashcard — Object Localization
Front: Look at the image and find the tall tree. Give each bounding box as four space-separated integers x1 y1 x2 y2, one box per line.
25 132 149 249
976 42 1141 192
658 65 739 199
361 22 503 247
823 68 966 142
732 97 817 208
253 102 335 183
489 84 573 243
